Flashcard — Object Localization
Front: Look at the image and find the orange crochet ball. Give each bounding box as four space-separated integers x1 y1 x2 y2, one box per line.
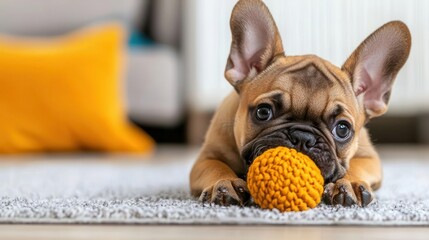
247 146 324 212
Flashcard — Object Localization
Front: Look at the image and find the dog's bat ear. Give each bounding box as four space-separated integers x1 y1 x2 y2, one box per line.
342 21 411 118
225 0 284 92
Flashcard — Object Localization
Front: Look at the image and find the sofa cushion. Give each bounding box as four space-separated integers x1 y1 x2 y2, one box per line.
0 23 154 153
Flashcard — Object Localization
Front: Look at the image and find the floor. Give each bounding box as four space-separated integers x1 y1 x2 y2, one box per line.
1 145 428 240
1 225 429 240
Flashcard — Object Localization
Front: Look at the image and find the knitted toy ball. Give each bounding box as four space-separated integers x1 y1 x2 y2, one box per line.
247 146 324 212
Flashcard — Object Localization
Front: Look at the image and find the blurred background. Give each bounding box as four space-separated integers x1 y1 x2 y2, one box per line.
0 0 428 148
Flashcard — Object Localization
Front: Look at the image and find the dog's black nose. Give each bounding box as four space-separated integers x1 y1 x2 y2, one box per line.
288 130 317 152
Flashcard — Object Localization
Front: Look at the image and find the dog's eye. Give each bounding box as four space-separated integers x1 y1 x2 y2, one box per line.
255 105 273 121
333 121 352 140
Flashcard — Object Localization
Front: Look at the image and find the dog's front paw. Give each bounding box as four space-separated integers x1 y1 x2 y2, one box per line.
322 178 374 207
199 178 250 206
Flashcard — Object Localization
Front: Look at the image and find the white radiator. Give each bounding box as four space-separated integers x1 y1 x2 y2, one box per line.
184 0 429 114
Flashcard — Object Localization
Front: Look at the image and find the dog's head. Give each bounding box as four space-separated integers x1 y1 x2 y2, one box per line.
226 0 411 183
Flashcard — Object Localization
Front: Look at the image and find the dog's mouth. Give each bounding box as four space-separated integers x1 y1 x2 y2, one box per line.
241 126 346 184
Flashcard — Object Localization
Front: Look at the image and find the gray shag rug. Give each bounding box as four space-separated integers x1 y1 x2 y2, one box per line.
0 150 428 226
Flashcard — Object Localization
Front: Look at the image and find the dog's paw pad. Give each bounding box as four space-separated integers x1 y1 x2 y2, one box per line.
323 178 375 207
333 185 356 207
353 183 374 207
198 178 250 206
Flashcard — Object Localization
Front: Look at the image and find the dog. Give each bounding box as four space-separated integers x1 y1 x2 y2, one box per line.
190 0 411 207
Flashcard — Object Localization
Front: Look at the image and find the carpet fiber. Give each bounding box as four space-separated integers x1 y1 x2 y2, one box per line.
0 149 428 225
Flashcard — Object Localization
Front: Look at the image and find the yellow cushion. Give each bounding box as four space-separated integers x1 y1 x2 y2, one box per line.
0 23 154 154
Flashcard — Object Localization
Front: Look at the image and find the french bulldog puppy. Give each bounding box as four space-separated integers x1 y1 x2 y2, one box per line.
190 0 411 207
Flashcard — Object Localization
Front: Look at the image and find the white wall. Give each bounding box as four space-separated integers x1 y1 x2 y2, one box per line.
185 0 429 114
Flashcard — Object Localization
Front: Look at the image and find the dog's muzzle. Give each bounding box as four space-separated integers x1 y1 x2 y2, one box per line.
241 124 345 183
